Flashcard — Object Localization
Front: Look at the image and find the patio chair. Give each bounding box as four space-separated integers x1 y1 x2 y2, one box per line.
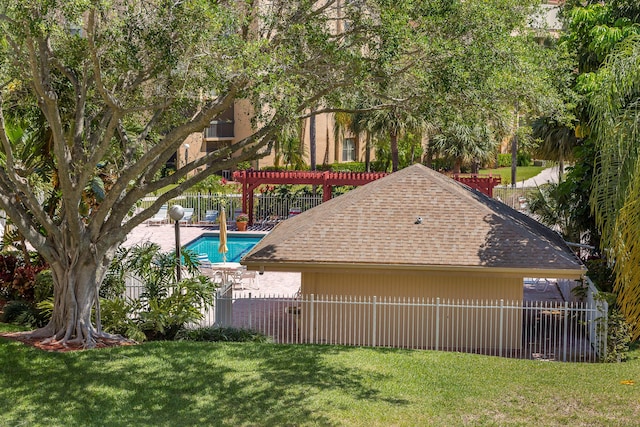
146 204 168 226
179 208 194 225
230 265 247 290
241 269 259 289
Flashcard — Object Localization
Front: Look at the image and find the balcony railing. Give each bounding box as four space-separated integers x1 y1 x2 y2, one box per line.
204 122 234 139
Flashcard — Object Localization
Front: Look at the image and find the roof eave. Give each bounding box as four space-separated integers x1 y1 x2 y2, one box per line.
242 260 587 279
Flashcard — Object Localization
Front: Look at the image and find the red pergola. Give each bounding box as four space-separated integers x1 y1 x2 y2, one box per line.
232 170 388 223
232 169 501 224
451 174 502 198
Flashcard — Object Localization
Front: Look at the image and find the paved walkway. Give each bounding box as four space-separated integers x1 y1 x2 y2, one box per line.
515 165 563 188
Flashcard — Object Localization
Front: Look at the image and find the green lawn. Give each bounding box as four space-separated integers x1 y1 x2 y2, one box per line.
1 325 639 426
479 166 546 185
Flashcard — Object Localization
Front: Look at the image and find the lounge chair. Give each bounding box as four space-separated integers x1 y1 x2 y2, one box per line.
179 208 194 225
200 210 219 225
196 253 213 270
146 204 168 226
288 206 302 218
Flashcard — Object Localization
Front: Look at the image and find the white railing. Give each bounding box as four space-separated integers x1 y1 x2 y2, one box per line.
493 186 538 211
212 293 607 362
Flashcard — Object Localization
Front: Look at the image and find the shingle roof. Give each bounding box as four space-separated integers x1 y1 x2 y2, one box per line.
243 164 585 275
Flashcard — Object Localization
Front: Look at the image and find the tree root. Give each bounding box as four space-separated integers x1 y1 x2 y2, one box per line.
23 327 136 350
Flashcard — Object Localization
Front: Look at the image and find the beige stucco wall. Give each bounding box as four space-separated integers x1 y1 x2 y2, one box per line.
181 101 376 170
178 133 204 171
297 269 523 350
300 270 524 301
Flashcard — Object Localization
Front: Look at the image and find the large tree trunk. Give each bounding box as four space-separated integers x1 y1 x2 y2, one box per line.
558 157 564 182
424 140 432 168
390 131 399 172
32 243 119 347
453 158 462 175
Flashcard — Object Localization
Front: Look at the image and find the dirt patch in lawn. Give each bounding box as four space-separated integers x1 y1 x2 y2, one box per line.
0 331 137 352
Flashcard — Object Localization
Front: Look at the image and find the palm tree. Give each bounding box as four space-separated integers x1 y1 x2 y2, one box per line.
274 123 306 170
367 105 424 172
309 107 317 171
431 119 496 174
531 117 578 182
589 34 640 339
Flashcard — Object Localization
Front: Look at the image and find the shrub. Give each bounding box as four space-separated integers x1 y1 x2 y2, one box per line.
603 310 632 363
0 300 47 328
497 153 511 168
516 151 532 166
0 253 48 303
34 270 54 303
176 326 269 342
99 243 217 341
586 258 616 293
329 162 366 173
100 297 146 342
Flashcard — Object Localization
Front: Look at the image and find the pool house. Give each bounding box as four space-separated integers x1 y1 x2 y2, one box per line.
239 164 606 361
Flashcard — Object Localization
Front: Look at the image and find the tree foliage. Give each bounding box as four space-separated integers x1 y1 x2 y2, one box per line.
589 36 640 339
560 0 640 339
0 0 425 345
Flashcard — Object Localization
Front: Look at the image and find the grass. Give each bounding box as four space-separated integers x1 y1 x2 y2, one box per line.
479 166 546 185
1 324 639 426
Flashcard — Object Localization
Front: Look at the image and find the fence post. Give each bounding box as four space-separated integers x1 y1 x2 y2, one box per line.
499 299 504 357
600 300 608 361
563 301 568 362
372 296 377 347
248 292 252 330
310 294 315 344
435 297 440 351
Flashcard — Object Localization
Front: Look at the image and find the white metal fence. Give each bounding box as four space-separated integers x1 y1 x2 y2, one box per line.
211 292 607 362
122 275 607 362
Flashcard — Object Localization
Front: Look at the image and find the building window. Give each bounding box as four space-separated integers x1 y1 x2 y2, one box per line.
204 105 234 139
342 138 355 162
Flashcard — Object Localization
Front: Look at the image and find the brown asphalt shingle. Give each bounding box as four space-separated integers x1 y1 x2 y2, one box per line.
243 164 584 273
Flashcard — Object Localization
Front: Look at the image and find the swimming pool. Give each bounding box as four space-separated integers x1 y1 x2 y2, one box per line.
185 233 264 263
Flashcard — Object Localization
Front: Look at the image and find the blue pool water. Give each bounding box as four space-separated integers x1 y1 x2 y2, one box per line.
185 234 264 263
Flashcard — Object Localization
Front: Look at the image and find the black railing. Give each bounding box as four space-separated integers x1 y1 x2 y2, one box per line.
205 122 234 139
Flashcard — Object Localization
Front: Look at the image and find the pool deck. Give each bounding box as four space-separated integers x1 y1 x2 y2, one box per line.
124 223 300 295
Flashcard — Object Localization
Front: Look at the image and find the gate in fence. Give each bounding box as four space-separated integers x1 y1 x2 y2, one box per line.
213 292 607 362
